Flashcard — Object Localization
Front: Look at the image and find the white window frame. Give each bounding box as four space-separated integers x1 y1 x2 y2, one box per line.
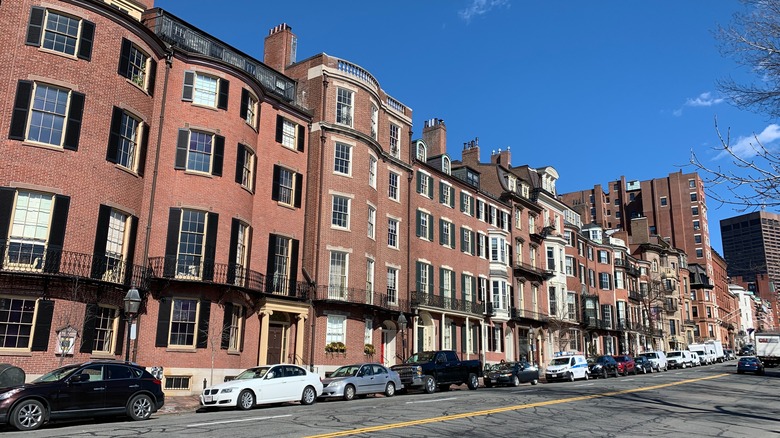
368 156 377 188
387 267 398 304
186 130 214 174
334 142 352 176
40 10 83 57
370 104 378 139
328 252 349 299
331 195 351 230
7 191 54 269
281 118 297 149
367 205 376 239
0 297 40 351
336 88 353 127
326 314 347 343
388 218 399 249
389 123 400 157
388 172 400 201
193 73 219 107
168 298 200 348
176 210 207 279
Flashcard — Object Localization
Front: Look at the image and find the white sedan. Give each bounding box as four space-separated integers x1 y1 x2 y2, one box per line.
200 364 323 410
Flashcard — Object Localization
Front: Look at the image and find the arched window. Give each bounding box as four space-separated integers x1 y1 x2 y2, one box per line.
442 156 451 174
416 141 427 162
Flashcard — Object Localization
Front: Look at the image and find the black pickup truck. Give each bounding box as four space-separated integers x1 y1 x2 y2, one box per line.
391 350 482 393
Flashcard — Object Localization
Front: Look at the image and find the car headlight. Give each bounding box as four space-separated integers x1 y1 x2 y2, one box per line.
220 388 236 394
415 366 422 376
0 388 22 401
329 381 345 388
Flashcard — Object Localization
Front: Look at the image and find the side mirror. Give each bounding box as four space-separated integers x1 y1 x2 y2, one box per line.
266 372 275 379
72 373 90 383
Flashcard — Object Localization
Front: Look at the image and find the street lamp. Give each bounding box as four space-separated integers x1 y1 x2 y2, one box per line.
123 288 141 362
397 313 407 361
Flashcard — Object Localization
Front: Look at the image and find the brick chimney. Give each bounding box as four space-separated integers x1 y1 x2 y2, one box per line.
461 138 480 166
490 147 511 167
264 23 297 72
422 119 446 158
629 217 650 245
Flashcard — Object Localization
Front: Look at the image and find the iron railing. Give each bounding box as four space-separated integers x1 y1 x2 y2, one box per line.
411 291 483 314
311 285 410 313
510 307 550 322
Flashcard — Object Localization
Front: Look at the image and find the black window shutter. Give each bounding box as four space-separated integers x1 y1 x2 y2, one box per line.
428 214 434 241
80 304 97 353
266 234 277 290
137 123 149 177
155 297 171 347
416 210 422 237
174 129 189 169
202 213 218 281
227 218 239 285
0 187 17 256
289 239 299 295
235 143 245 184
212 135 224 177
416 171 422 194
106 106 123 163
26 7 44 46
221 302 233 349
45 195 70 273
63 91 85 151
196 300 211 348
163 208 181 277
147 59 157 96
9 81 33 140
115 309 126 357
296 124 305 152
118 38 132 78
294 173 303 208
239 88 249 121
439 182 445 204
123 215 138 286
217 79 229 110
239 307 246 352
182 71 194 101
90 204 111 279
275 115 283 143
77 20 95 61
271 165 281 201
415 261 422 295
31 300 54 351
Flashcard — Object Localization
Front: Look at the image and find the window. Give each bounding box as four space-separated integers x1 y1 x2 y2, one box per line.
275 115 304 151
336 88 353 126
588 270 595 287
232 221 249 285
515 240 523 264
240 89 258 127
528 215 535 232
388 218 399 248
269 235 291 293
598 250 610 264
660 196 667 207
689 179 696 188
389 123 400 157
176 210 206 278
440 183 454 208
367 205 376 239
417 171 433 198
694 234 702 244
587 246 594 261
189 73 223 108
334 143 351 175
175 129 225 176
328 252 348 298
0 297 39 350
547 246 555 270
693 220 700 230
281 119 297 149
227 305 244 352
696 248 703 258
7 191 54 268
370 104 378 139
461 228 474 255
236 144 256 191
118 39 153 91
326 315 347 343
9 81 85 149
692 306 699 317
690 193 698 202
107 107 146 173
169 298 199 347
368 156 377 188
599 273 611 289
366 258 375 297
164 376 191 390
416 261 433 295
365 318 373 346
91 306 119 353
104 209 129 279
440 268 454 299
272 165 300 207
615 271 624 289
477 233 487 258
477 200 485 221
388 172 399 201
387 268 398 304
491 237 507 264
463 274 474 303
26 8 94 60
416 141 427 161
416 210 433 241
331 196 350 229
439 220 455 248
549 286 557 315
692 206 699 216
565 256 574 276
461 193 473 216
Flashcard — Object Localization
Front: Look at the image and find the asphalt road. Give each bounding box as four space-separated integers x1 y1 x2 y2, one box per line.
7 361 779 438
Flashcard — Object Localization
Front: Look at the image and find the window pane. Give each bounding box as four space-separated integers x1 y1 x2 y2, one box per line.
169 299 198 346
42 12 79 55
29 84 69 146
193 74 218 106
177 210 206 277
0 298 36 349
187 131 213 173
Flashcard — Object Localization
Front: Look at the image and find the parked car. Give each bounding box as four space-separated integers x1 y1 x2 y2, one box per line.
0 361 164 432
690 352 702 367
633 356 653 374
320 363 402 400
391 350 481 393
200 364 322 410
737 356 765 375
483 361 539 387
613 355 637 375
544 355 589 382
587 356 620 379
724 349 736 360
639 351 668 372
667 350 694 369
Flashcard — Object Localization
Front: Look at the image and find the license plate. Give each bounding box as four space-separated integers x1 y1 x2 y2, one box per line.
551 374 557 378
204 395 213 403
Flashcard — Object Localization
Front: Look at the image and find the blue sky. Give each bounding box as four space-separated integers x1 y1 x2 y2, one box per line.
154 0 779 253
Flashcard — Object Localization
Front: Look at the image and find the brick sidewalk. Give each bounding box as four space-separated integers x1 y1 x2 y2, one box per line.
157 395 201 415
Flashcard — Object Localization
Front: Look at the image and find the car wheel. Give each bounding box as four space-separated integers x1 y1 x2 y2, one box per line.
343 384 356 401
632 368 638 375
237 389 255 410
385 382 396 397
513 375 521 387
467 373 479 390
127 393 154 420
584 371 589 380
614 368 620 378
602 369 607 379
301 386 317 405
10 399 45 431
568 372 575 382
642 367 647 374
531 378 538 385
424 375 436 394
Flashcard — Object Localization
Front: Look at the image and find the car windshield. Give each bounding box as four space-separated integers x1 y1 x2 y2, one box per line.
641 353 657 359
406 352 436 364
498 362 517 370
550 358 571 366
668 352 682 357
32 365 81 383
614 357 626 362
235 367 271 380
330 365 361 377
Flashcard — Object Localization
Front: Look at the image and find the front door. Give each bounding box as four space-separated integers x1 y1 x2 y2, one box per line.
382 328 396 366
267 325 284 364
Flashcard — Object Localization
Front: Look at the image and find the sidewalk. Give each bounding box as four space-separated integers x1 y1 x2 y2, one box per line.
157 395 202 415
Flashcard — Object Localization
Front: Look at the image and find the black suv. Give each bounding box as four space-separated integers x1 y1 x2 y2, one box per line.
587 355 620 379
0 361 165 431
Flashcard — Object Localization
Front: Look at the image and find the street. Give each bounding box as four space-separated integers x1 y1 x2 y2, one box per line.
6 362 778 438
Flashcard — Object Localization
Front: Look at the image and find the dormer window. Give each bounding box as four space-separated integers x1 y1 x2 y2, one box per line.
416 141 427 162
442 156 451 175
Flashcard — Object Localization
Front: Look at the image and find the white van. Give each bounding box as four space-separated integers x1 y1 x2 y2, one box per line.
639 351 668 372
545 355 589 382
667 350 693 369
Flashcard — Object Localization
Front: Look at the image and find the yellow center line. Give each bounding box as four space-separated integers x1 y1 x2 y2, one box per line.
306 374 728 438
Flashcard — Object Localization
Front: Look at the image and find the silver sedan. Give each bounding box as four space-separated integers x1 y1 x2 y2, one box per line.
320 363 403 401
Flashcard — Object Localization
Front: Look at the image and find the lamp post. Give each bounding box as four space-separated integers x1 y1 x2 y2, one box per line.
397 313 407 361
123 288 141 362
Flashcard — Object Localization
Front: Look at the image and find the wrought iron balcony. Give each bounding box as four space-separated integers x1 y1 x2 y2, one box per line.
0 244 150 289
513 261 554 281
664 302 679 313
628 290 642 302
510 307 550 322
147 256 309 300
312 285 410 313
684 319 696 326
411 291 483 315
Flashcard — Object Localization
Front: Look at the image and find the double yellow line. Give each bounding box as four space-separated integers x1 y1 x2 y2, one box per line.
306 374 728 437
